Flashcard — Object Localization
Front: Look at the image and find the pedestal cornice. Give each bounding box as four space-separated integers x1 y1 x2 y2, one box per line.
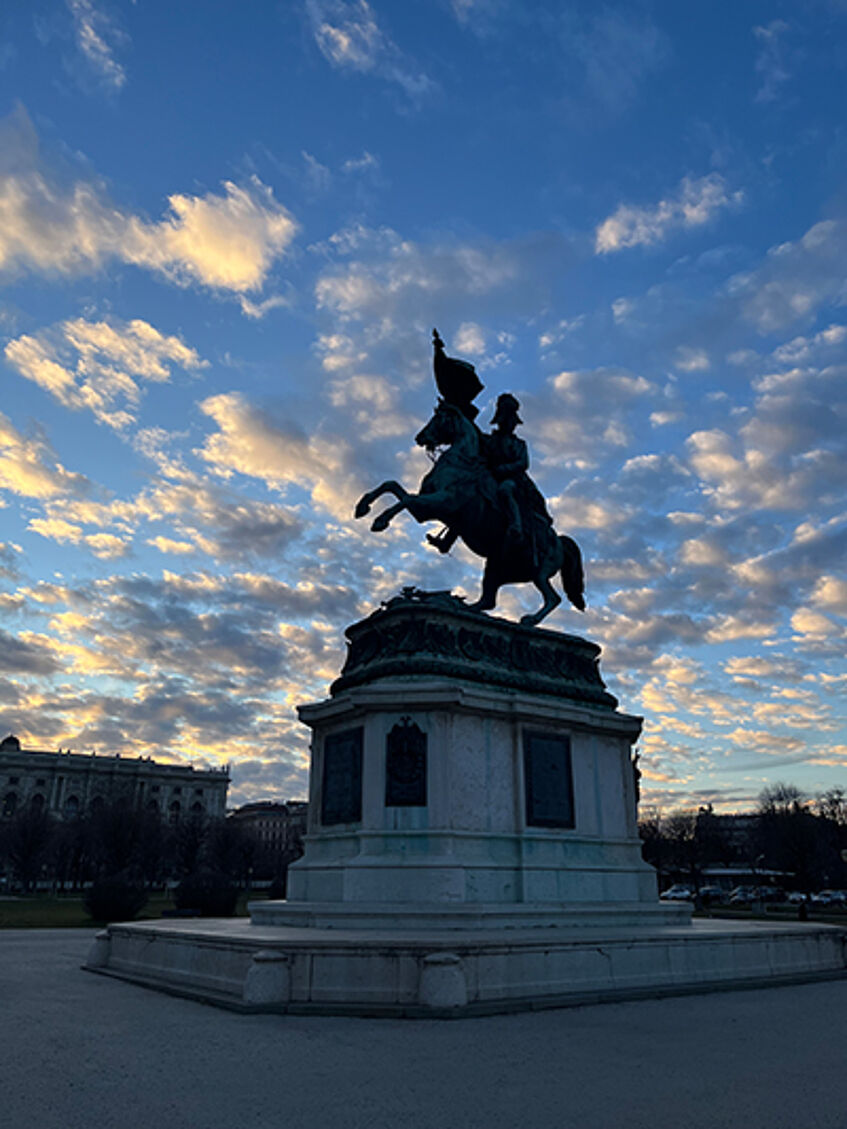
330 588 618 709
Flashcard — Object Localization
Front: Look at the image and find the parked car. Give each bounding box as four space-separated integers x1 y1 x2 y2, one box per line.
811 890 847 906
787 892 809 904
660 884 693 901
728 886 757 904
753 886 784 902
698 885 726 905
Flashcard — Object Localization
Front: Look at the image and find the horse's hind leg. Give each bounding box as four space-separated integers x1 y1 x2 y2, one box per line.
521 573 561 628
468 569 499 613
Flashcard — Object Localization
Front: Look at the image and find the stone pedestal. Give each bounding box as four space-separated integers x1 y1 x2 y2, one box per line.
257 592 678 929
85 594 847 1015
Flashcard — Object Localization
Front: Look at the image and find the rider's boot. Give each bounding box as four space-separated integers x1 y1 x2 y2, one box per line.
427 527 459 554
503 492 522 543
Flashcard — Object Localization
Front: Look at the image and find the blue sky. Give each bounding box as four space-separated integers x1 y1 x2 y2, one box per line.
1 0 845 812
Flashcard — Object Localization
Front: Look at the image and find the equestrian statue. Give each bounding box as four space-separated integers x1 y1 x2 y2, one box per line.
354 329 585 628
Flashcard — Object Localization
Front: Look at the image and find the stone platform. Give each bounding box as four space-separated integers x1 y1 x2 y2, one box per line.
87 915 847 1017
82 596 847 1015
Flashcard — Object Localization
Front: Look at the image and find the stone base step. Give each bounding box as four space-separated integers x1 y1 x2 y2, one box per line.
85 916 847 1018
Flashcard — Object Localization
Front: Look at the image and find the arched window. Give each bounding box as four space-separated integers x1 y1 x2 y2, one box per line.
169 800 181 825
2 792 17 817
90 795 105 813
191 801 204 815
147 799 160 814
64 795 80 820
31 793 45 812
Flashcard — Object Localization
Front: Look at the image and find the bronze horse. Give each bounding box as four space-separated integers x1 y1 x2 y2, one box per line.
354 401 585 627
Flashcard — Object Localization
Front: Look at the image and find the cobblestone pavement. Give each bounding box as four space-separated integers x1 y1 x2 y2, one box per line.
3 929 847 1129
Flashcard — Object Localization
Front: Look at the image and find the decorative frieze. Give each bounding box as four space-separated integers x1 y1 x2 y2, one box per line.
332 588 617 709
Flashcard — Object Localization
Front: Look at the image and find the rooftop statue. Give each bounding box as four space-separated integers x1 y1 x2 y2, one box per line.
354 329 585 627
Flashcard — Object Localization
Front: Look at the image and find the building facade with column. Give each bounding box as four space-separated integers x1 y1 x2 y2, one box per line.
228 800 308 855
0 734 229 822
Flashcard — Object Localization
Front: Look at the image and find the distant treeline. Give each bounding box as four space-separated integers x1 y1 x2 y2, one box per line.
0 800 303 893
640 784 847 892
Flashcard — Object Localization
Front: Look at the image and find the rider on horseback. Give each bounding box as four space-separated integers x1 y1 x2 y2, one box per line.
354 328 585 626
485 393 553 554
427 390 553 568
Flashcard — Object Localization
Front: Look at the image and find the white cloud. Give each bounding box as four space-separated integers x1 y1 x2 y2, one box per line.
123 178 298 292
197 391 357 519
611 297 636 323
341 150 379 175
771 324 847 365
678 538 727 567
327 374 413 439
674 346 710 372
791 607 838 638
811 575 847 615
753 19 790 104
306 0 433 101
314 226 552 327
532 366 656 468
0 111 297 296
5 317 207 430
67 0 127 91
453 322 486 355
28 516 83 544
685 427 842 513
238 293 292 320
595 174 743 254
728 219 847 333
0 413 90 500
84 531 130 559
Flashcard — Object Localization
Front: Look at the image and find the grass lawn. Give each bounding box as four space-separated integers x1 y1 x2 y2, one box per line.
0 891 253 929
695 904 847 926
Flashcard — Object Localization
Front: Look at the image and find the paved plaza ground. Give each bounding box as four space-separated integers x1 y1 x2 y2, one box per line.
3 928 847 1129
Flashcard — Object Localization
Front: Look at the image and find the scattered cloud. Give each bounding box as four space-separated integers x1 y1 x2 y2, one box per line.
5 317 207 430
727 219 847 333
341 150 379 175
595 174 743 254
453 322 486 355
306 0 434 101
0 413 90 500
197 391 357 520
753 19 791 104
0 627 63 675
674 346 710 372
535 366 656 466
67 0 127 91
0 109 297 296
314 225 556 326
562 8 669 117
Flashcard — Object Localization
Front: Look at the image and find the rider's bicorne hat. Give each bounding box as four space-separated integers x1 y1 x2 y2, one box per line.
432 328 484 421
491 392 523 426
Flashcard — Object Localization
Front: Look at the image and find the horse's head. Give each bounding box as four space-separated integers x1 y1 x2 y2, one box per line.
416 400 467 453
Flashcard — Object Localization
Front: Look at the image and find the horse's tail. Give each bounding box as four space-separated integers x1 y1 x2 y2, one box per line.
559 535 586 611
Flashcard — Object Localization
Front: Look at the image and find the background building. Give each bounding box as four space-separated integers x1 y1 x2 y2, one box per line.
228 800 307 856
0 733 229 823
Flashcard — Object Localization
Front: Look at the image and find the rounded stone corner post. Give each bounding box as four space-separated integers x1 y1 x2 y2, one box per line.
243 950 292 1006
86 929 111 969
418 952 468 1010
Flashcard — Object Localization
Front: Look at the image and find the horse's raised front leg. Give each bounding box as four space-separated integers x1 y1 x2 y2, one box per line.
521 573 561 627
371 499 408 532
354 481 408 520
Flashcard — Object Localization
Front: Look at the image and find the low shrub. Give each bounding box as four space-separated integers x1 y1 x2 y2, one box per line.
267 874 287 900
174 869 238 917
84 873 148 923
